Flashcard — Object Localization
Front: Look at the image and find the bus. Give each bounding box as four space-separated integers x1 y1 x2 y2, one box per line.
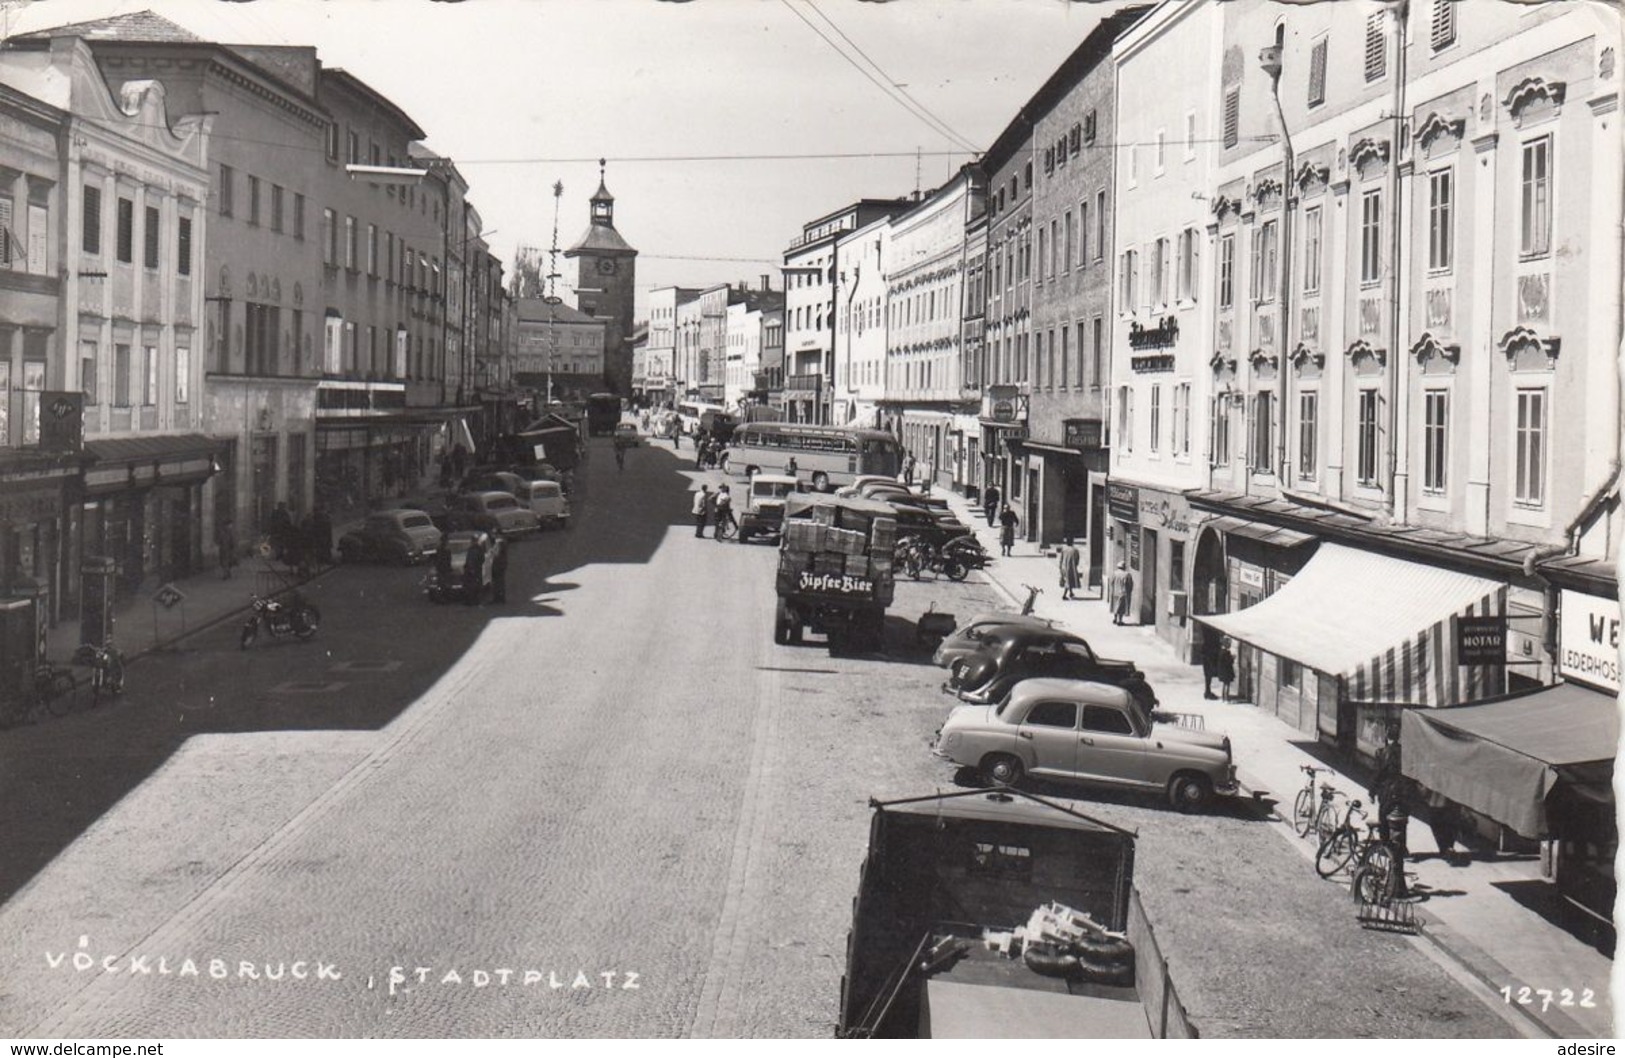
676 400 725 437
585 393 622 436
724 422 903 492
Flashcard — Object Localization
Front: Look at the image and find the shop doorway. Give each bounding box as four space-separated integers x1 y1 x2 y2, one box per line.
1235 590 1260 701
1025 467 1039 543
1140 527 1159 626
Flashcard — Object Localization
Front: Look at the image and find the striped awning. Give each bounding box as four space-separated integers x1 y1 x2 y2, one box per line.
1196 543 1505 707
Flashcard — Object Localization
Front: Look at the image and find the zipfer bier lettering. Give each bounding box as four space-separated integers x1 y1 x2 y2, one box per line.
797 571 873 595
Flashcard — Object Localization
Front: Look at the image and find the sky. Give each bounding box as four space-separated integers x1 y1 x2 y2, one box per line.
3 0 1132 318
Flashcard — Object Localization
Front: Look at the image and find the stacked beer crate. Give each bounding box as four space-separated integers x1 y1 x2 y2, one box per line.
781 503 898 585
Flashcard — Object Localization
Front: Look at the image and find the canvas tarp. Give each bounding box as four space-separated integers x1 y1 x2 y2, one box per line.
1401 682 1618 839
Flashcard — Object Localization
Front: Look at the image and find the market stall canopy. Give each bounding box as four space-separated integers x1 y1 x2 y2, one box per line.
1196 543 1504 706
1402 683 1618 838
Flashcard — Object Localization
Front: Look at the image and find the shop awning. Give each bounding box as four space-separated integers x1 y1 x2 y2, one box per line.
1402 683 1618 838
85 434 225 465
1203 515 1316 548
1196 543 1505 706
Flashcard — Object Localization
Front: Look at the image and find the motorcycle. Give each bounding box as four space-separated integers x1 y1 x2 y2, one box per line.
898 535 975 582
940 534 992 576
240 592 320 649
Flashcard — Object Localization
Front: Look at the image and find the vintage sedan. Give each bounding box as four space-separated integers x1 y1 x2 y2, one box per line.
337 509 443 565
947 626 1153 712
931 612 1060 670
933 677 1239 811
888 502 972 550
612 422 641 448
443 491 542 538
424 530 501 604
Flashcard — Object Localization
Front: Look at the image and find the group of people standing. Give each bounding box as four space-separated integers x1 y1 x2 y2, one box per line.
690 484 737 539
215 503 334 579
433 532 509 605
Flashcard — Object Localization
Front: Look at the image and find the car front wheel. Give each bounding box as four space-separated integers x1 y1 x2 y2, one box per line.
983 753 1024 787
1168 773 1213 813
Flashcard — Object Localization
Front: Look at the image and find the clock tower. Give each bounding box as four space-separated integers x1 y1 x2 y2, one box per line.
564 159 638 396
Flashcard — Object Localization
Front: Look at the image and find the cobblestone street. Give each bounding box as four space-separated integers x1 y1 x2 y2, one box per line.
0 444 1524 1037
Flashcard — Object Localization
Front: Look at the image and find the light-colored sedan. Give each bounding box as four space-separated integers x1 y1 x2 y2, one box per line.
933 677 1239 811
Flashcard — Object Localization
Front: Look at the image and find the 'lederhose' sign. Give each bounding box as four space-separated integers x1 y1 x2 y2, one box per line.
1559 589 1620 694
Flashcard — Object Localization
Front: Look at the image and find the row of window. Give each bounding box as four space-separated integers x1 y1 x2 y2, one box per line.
318 208 441 291
1125 380 1547 508
979 316 1107 392
80 186 193 275
76 341 189 408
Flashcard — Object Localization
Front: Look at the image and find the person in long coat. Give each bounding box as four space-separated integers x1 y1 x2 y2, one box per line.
998 505 1019 557
1108 562 1134 625
982 484 1002 527
216 518 238 579
463 537 486 606
489 538 509 604
1057 536 1082 600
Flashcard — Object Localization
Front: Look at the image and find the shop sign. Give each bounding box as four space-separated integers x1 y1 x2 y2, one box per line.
1128 316 1179 350
1130 354 1176 373
1062 418 1102 450
39 392 84 454
153 583 186 610
1107 482 1139 523
1127 529 1141 569
1559 590 1620 693
981 386 1028 425
1138 496 1192 535
1455 615 1506 666
1235 565 1265 591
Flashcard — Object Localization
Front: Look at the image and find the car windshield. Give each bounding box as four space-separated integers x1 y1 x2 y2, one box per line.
400 514 433 530
488 497 518 510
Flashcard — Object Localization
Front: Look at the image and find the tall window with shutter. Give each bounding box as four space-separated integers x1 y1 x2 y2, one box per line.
1308 37 1327 107
116 198 134 263
0 194 11 269
1222 87 1240 149
177 215 192 276
143 205 160 269
1365 12 1387 82
82 185 101 254
1430 0 1456 51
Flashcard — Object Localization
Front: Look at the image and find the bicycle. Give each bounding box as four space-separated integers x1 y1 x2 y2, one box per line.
1292 765 1340 841
713 510 738 540
1315 801 1403 901
74 643 126 706
0 660 79 727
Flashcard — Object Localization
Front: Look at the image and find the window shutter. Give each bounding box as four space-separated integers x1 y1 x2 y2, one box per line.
1222 88 1240 149
1308 39 1327 106
0 197 12 267
82 186 101 254
1430 0 1455 50
28 204 47 274
1365 12 1387 81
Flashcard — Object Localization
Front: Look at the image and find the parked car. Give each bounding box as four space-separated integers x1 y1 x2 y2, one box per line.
932 611 1060 669
933 677 1239 810
337 509 443 566
613 422 641 447
947 626 1152 711
888 502 973 549
442 491 542 538
466 471 570 529
424 530 500 603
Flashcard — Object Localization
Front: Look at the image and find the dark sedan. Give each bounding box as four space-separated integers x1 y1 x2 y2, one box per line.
337 509 443 565
888 502 973 549
946 626 1154 712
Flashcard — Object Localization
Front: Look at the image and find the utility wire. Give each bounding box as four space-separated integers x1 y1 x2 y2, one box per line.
776 0 980 155
800 0 979 155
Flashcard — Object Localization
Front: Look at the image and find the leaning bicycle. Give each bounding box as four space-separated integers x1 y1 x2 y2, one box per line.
74 642 126 705
0 660 78 728
1292 765 1341 842
1316 800 1403 901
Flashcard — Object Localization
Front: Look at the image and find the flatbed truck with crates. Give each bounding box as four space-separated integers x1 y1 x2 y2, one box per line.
773 494 899 655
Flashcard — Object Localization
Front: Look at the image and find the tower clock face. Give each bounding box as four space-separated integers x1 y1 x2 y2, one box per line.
597 258 618 276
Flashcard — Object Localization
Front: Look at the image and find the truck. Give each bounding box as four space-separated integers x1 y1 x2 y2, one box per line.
838 789 1147 1039
773 493 898 655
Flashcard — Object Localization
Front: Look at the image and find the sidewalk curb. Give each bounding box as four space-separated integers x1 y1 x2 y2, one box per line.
118 565 339 666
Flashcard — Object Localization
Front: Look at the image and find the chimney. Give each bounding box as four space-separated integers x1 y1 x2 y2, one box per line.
760 274 772 292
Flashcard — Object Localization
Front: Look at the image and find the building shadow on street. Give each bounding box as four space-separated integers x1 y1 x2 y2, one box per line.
1492 878 1616 958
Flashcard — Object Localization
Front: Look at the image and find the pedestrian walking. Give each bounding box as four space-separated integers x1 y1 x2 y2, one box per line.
703 487 718 535
215 518 238 579
450 443 469 484
692 486 711 538
438 452 454 489
785 456 798 478
1108 562 1134 625
490 537 509 603
998 505 1019 557
1423 795 1466 864
1216 638 1236 701
900 452 917 487
1057 536 1082 600
463 536 486 606
1200 630 1221 699
982 484 1002 528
